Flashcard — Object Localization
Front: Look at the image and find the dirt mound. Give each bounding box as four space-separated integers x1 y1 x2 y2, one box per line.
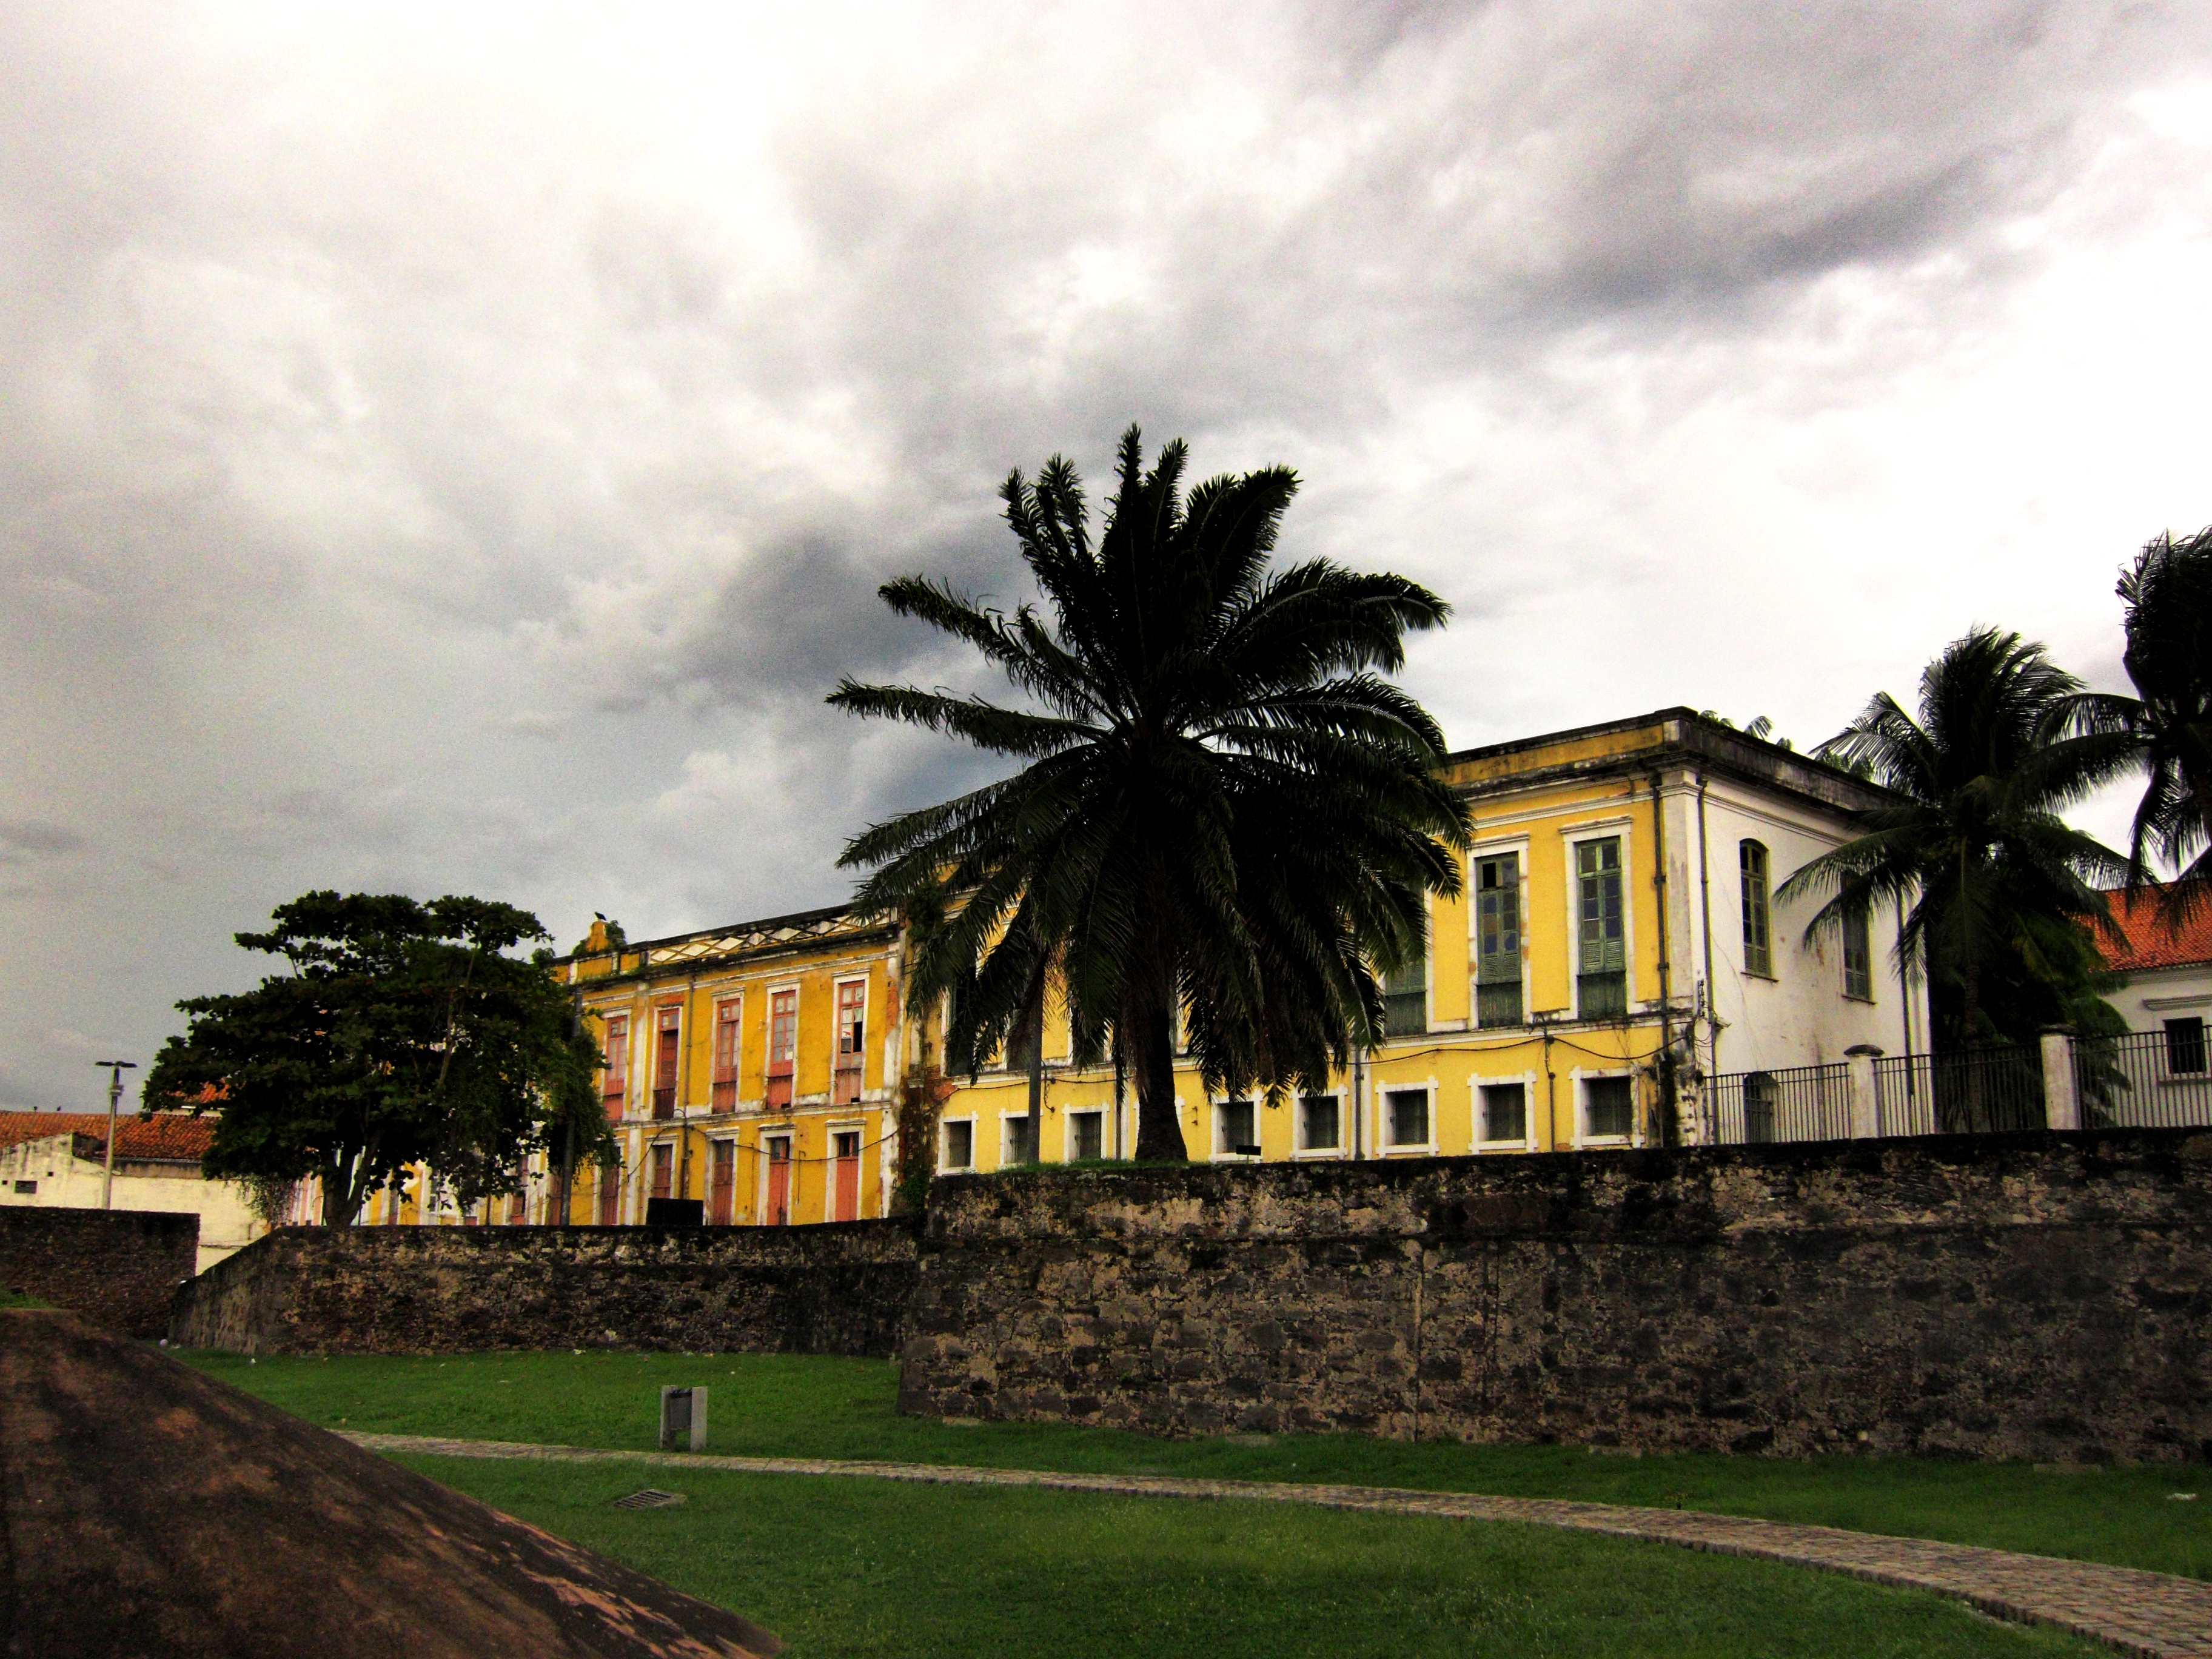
0 1310 780 1658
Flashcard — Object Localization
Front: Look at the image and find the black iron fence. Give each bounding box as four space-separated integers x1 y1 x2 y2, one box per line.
1703 1061 1852 1144
2076 1030 2212 1130
1871 1048 2043 1136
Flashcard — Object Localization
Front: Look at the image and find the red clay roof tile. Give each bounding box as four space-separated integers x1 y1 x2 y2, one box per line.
0 1112 215 1162
2096 886 2212 973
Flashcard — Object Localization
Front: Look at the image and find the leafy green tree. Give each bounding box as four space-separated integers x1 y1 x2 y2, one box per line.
1781 628 2128 1054
2073 526 2212 927
145 891 609 1224
829 425 1472 1161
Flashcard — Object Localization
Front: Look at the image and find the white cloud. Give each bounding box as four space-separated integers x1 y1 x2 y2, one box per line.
1 2 2208 1105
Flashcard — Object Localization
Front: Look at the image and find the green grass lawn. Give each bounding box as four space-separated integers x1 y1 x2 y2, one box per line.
0 1290 53 1309
395 1452 2099 1658
184 1348 2212 1580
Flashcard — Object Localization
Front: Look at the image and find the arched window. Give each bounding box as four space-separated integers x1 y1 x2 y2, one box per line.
1744 1071 1775 1144
1740 840 1772 977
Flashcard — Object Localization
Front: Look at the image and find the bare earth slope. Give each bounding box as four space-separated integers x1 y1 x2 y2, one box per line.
0 1310 779 1659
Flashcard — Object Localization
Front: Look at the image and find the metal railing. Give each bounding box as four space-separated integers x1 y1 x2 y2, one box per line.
2076 1030 2212 1130
1704 1061 1852 1144
1871 1048 2043 1136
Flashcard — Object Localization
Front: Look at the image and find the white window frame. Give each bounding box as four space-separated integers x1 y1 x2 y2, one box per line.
763 979 802 1109
833 974 870 1096
1572 1066 1640 1150
1562 817 1636 1022
1473 1070 1540 1153
1740 839 1775 981
758 1130 796 1219
999 1109 1038 1168
1063 1107 1107 1163
1467 835 1532 1031
1379 1081 1438 1155
1210 1095 1262 1162
1292 1088 1344 1159
939 1114 977 1173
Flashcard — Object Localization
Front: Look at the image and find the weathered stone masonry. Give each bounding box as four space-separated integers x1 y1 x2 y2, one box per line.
1 1206 199 1338
899 1130 2212 1464
171 1219 918 1357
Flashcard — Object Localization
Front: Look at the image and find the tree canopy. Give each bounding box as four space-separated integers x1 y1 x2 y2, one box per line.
1784 628 2128 1051
828 424 1472 1160
145 890 609 1224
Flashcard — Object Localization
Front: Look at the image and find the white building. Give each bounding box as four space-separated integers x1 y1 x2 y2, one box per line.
0 1113 266 1272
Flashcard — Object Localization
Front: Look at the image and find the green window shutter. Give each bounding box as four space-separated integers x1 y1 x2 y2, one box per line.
1740 841 1772 977
1576 838 1624 974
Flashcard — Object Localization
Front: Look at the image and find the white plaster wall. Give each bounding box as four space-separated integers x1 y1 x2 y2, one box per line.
0 1133 265 1271
2106 962 2212 1033
1671 768 1921 1081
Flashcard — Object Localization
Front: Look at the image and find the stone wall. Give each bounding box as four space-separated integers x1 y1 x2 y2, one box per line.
171 1221 918 1357
1 1206 199 1338
899 1130 2212 1464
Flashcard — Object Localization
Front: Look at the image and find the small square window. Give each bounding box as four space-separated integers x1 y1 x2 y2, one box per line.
1480 1083 1526 1144
1070 1111 1103 1161
942 1120 974 1170
1003 1117 1036 1166
1385 1089 1429 1148
1218 1099 1257 1156
12 1179 34 1195
1584 1076 1635 1140
1299 1094 1339 1151
2165 1017 2207 1076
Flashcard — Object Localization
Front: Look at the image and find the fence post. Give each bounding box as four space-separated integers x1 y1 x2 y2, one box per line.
1845 1045 1881 1139
2040 1028 2080 1132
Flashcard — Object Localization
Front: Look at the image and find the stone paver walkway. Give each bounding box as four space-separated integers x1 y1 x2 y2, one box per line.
350 1432 2212 1658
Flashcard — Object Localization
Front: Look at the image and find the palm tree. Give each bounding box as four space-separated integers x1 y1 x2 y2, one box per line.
1779 628 2128 1054
828 425 1472 1162
2073 526 2212 927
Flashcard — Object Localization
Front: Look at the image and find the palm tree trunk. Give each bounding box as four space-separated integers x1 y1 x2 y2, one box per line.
1131 1003 1187 1162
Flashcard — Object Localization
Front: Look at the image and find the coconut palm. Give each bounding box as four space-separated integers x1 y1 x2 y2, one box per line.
1780 628 2128 1054
2073 526 2212 928
828 424 1472 1161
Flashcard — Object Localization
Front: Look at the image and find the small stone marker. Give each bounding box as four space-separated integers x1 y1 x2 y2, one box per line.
659 1384 708 1452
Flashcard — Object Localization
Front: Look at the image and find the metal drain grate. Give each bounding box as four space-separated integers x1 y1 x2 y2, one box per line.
612 1489 688 1510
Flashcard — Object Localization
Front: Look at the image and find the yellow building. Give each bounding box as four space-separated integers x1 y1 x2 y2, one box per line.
358 707 1917 1227
929 708 1918 1175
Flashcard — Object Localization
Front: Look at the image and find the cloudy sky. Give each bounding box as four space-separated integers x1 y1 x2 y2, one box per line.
5 2 2210 1112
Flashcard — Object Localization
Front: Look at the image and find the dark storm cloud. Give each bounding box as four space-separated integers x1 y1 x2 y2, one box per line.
1 1 2208 1108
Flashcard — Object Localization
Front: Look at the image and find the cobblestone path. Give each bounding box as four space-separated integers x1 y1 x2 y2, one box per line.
351 1432 2212 1658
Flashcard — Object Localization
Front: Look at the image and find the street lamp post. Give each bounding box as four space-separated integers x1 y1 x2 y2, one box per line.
93 1059 139 1210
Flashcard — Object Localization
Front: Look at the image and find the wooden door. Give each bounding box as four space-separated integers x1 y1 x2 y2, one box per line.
709 1140 735 1224
597 1161 620 1225
832 1130 860 1221
652 1007 680 1119
651 1141 673 1202
765 1138 791 1226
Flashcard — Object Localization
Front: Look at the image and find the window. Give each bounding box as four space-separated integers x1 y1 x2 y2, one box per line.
1741 840 1772 977
2165 1017 2207 1076
766 989 797 1110
1070 1110 1104 1161
1299 1093 1340 1152
1003 1116 1036 1166
1743 1071 1776 1144
832 1129 862 1222
596 1159 621 1225
1842 908 1872 1000
1382 953 1427 1036
650 1141 674 1201
942 1119 975 1171
709 1139 735 1224
1577 838 1627 1017
1385 1088 1429 1148
1584 1075 1635 1141
834 980 866 1105
652 1005 681 1120
1480 1082 1526 1144
1475 854 1523 1027
1218 1098 1258 1156
712 999 740 1112
1004 1005 1041 1073
763 1135 792 1227
507 1161 529 1225
13 1179 34 1195
601 1013 629 1120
